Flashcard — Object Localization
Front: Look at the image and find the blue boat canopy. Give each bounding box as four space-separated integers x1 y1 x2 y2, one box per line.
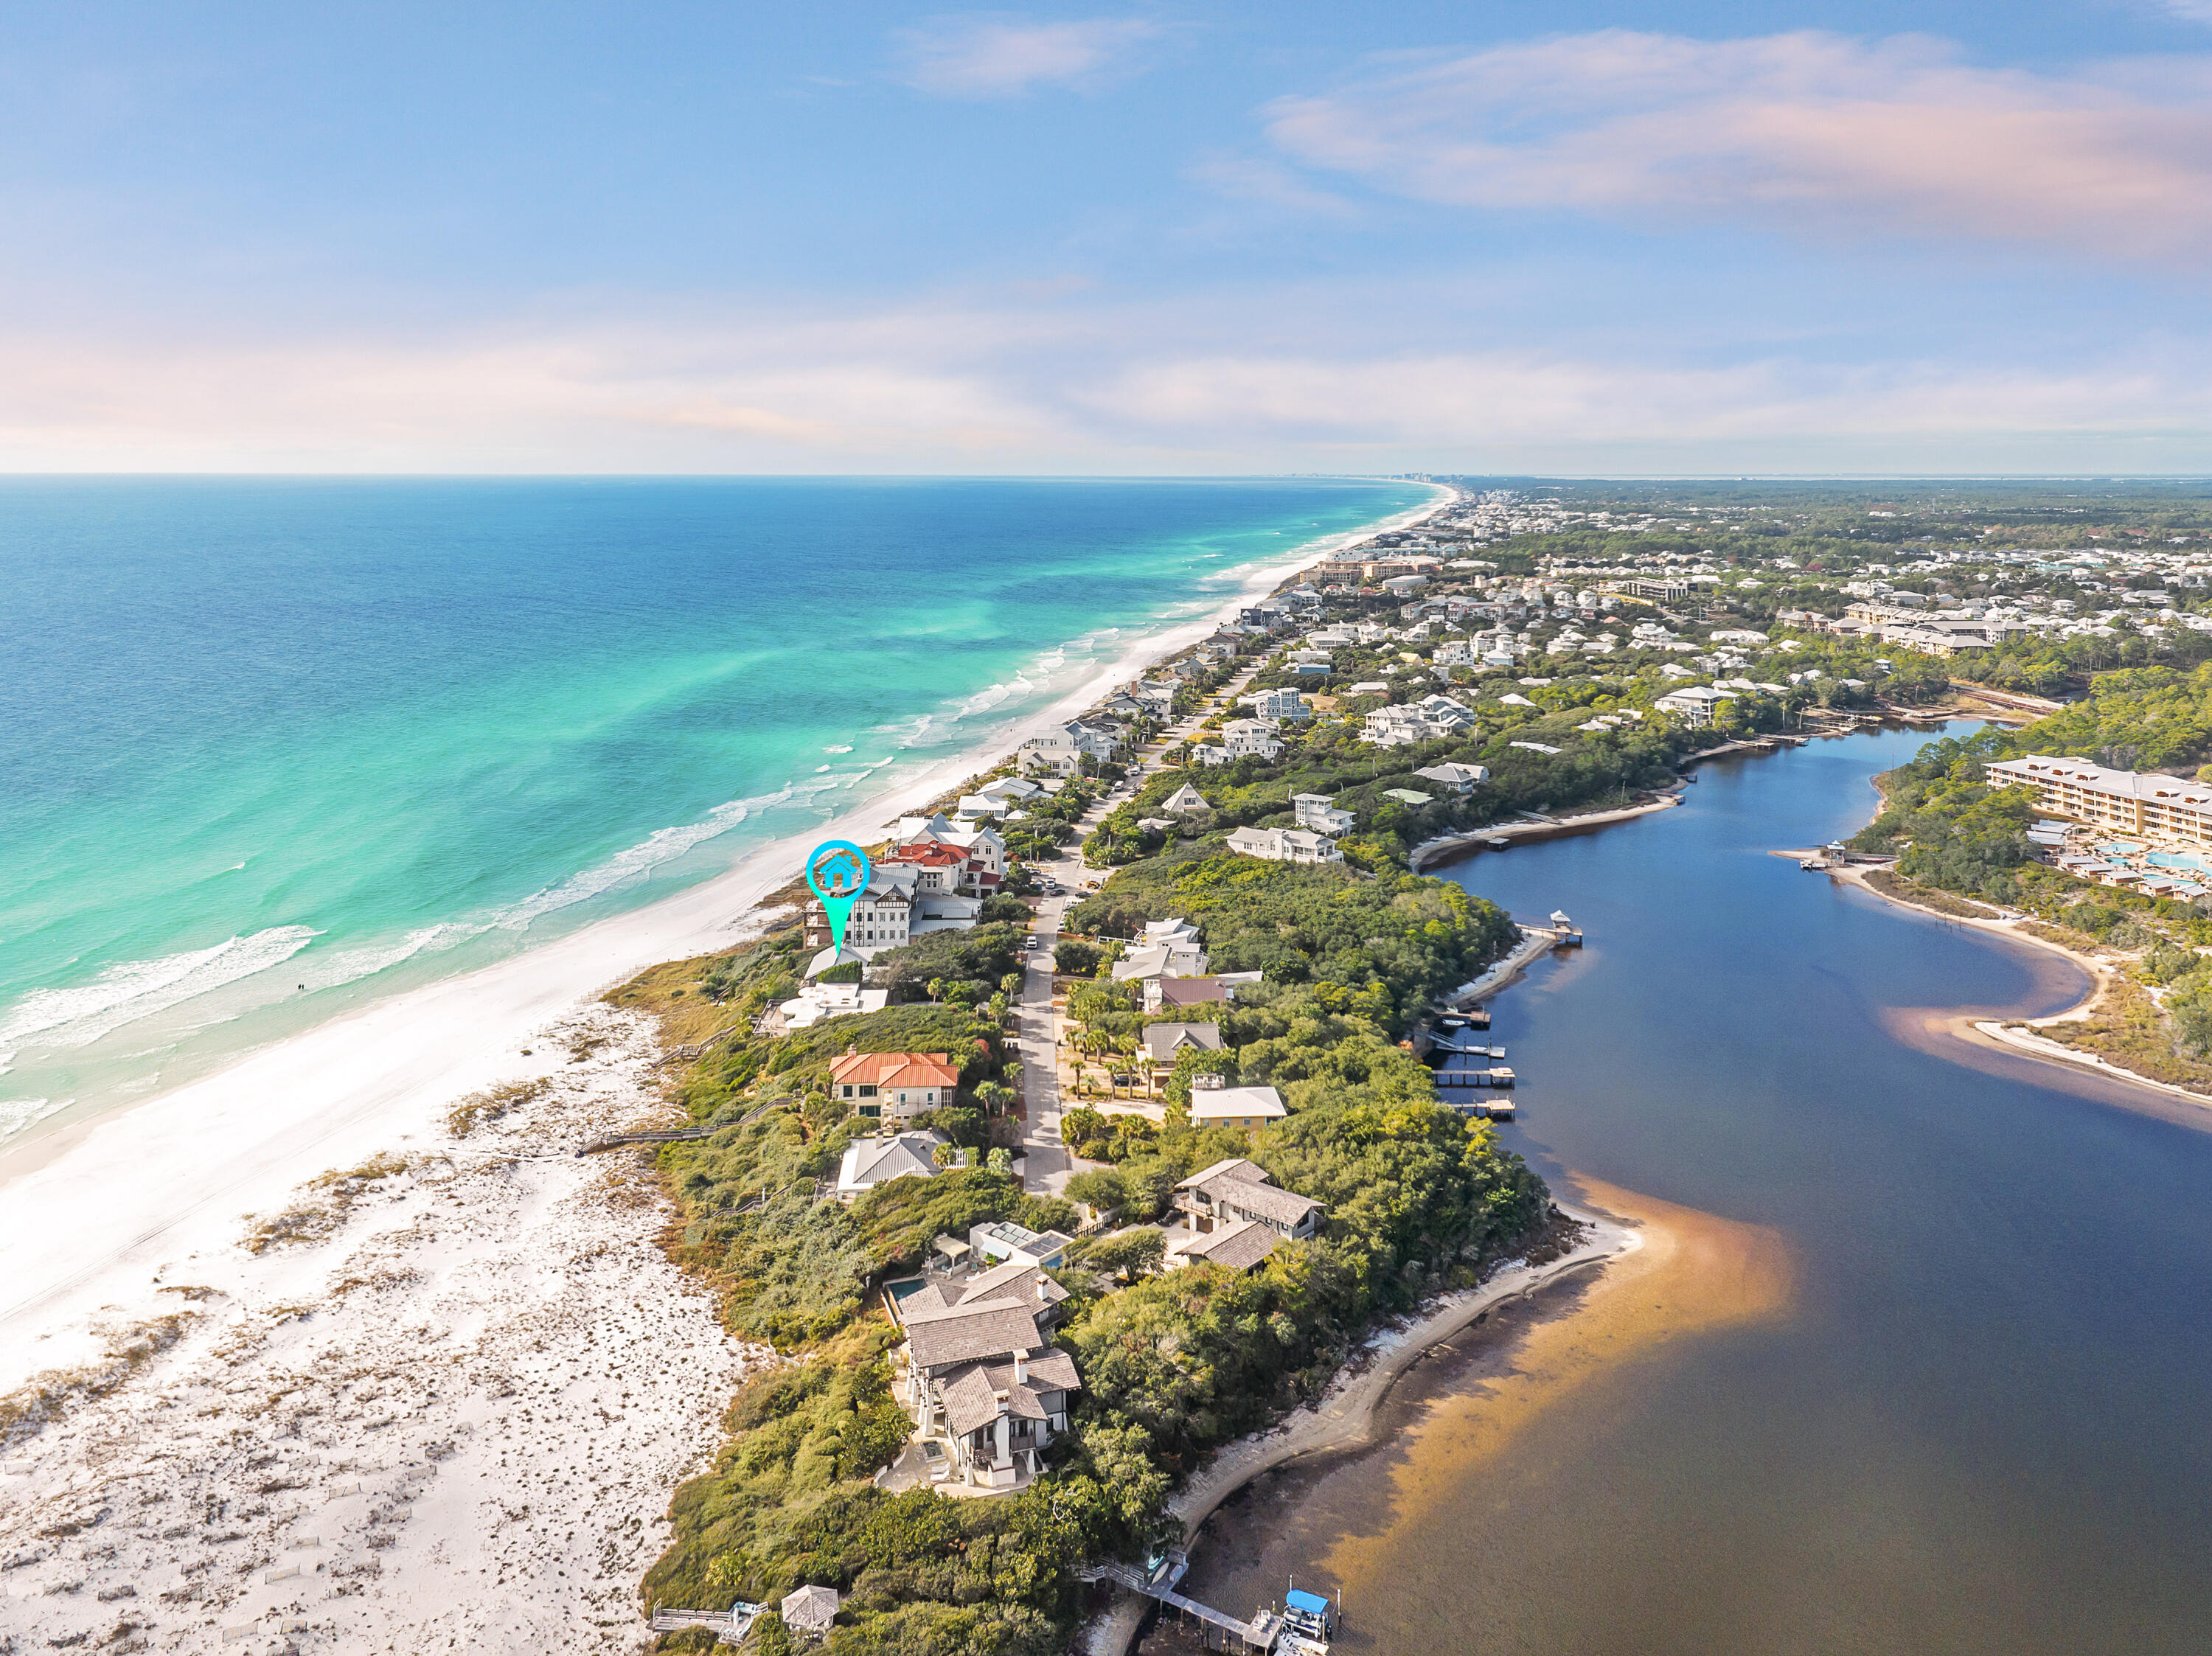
1285 1589 1332 1615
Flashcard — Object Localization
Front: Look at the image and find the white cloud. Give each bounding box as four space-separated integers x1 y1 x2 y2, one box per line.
1264 29 2212 260
895 15 1159 98
2 294 2209 475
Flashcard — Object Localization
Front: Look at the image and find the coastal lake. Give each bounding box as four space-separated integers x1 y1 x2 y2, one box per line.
1167 726 2212 1656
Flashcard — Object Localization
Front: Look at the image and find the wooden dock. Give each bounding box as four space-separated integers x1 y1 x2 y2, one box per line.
1081 1554 1285 1651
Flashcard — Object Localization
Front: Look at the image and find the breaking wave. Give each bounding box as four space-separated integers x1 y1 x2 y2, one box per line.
0 927 320 1055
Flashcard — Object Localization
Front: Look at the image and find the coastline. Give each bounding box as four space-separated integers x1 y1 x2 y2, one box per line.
1790 730 2212 1116
0 484 1452 1391
1085 1182 1792 1656
1408 790 1682 874
1820 862 2212 1112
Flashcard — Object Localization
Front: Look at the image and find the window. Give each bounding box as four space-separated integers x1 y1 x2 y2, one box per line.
858 1084 877 1097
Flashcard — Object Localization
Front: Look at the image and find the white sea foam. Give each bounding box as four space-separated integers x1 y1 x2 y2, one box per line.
823 745 853 754
0 927 320 1054
0 1098 67 1143
297 920 487 994
492 786 798 933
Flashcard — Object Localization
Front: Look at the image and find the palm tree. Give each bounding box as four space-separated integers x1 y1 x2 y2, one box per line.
927 976 945 1005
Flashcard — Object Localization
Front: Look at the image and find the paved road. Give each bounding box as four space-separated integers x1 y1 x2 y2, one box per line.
1013 662 1264 1194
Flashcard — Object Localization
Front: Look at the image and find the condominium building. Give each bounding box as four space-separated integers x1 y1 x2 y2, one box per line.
1985 754 2212 847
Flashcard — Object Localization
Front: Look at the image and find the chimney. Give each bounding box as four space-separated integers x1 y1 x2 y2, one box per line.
1013 1350 1029 1385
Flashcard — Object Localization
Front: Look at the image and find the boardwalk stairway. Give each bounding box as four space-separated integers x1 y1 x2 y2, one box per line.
647 1599 764 1644
574 1127 714 1157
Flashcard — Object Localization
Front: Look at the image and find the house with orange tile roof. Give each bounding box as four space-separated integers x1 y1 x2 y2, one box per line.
829 1048 961 1124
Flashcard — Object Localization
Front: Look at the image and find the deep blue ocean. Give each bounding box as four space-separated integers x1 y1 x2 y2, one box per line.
0 476 1427 1143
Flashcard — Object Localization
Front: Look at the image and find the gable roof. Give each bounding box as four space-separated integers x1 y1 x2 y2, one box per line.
1177 1218 1279 1272
839 1130 948 1189
1143 1022 1225 1060
1178 1157 1267 1189
1203 1175 1321 1228
955 1259 1069 1312
1155 976 1226 1007
905 1301 1043 1370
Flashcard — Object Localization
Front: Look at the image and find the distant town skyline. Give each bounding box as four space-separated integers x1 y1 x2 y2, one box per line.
7 1 2212 473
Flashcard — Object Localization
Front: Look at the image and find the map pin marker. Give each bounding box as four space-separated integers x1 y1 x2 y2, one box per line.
805 839 873 959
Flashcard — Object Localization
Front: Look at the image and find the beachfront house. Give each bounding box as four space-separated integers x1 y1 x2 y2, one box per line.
1225 825 1343 865
893 1270 1082 1491
891 814 1006 886
835 1129 950 1200
1017 728 1082 776
1251 687 1311 722
804 863 981 965
827 1048 960 1124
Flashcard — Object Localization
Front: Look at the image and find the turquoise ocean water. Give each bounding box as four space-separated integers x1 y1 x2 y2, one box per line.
0 476 1426 1147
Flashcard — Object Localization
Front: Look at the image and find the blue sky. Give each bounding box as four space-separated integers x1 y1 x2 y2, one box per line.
5 1 2212 473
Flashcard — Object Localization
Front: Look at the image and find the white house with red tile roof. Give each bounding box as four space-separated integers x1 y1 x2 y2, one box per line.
828 1048 961 1124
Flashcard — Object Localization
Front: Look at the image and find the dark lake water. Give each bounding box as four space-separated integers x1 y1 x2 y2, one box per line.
1166 726 2212 1656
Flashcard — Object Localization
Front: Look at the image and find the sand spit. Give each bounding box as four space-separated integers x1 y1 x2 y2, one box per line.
0 1006 763 1655
1315 1177 1793 1593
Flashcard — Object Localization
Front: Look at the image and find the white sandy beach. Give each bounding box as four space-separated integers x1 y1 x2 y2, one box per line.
0 485 1452 1650
1 1005 764 1655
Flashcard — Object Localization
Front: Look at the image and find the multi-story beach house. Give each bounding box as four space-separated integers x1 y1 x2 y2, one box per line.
1221 718 1284 760
1292 793 1357 835
1015 728 1081 776
1251 687 1311 722
827 1048 961 1125
891 814 1006 886
893 1262 1081 1490
1225 825 1343 864
1172 1155 1323 1236
1985 754 2212 847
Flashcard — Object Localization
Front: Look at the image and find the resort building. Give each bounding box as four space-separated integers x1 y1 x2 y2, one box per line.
1985 755 2212 847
